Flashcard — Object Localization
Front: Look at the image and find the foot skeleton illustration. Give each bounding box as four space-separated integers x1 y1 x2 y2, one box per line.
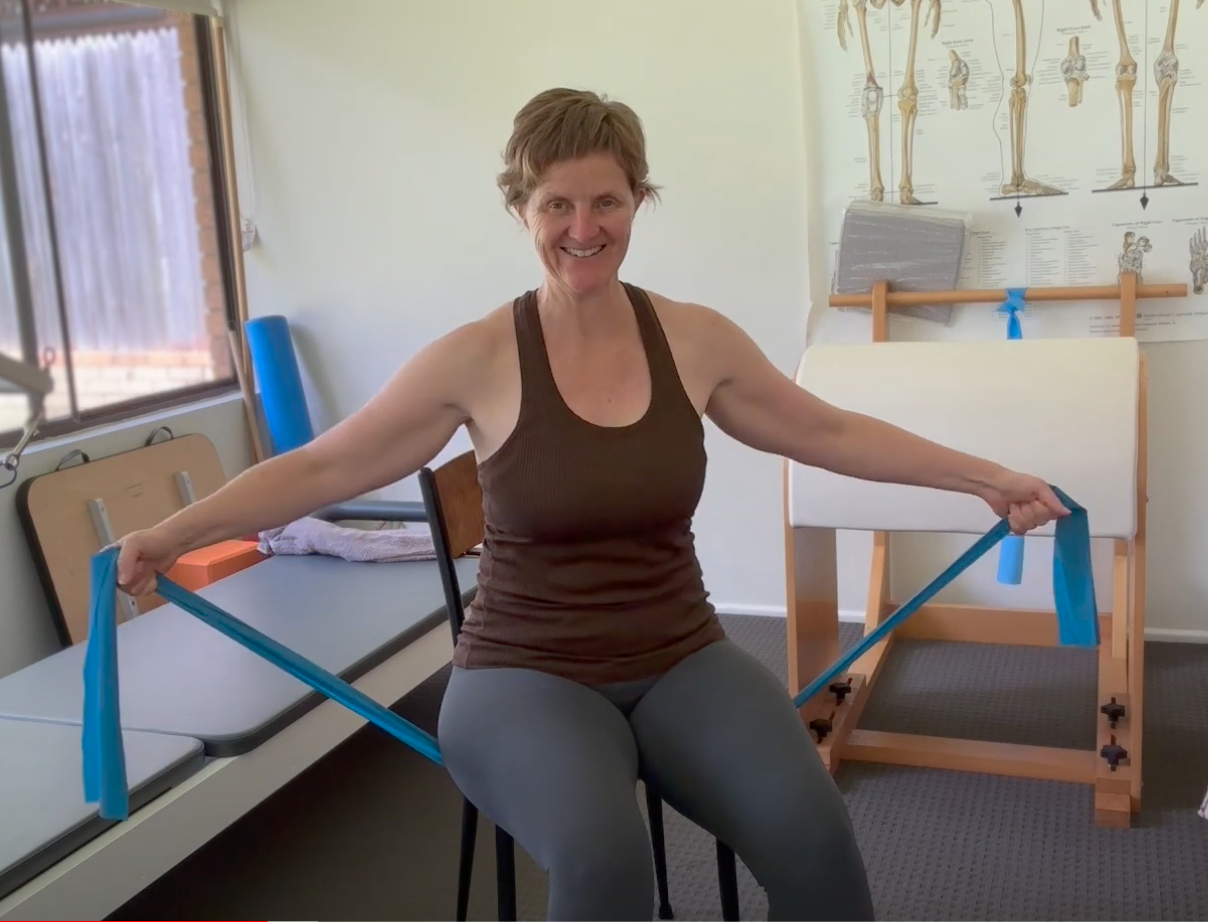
948 50 969 110
1118 231 1152 284
1092 0 1203 189
837 0 941 203
1190 228 1208 294
1061 36 1088 106
1001 0 1063 196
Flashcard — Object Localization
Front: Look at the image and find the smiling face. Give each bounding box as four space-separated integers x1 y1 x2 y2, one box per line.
517 152 642 299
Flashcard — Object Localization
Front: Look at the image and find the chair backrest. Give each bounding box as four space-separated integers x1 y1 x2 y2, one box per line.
418 450 485 642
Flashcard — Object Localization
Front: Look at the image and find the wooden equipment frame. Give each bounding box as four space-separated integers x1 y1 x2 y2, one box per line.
785 271 1185 829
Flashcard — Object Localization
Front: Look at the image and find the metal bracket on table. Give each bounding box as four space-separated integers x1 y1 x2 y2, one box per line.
87 497 139 623
174 470 196 507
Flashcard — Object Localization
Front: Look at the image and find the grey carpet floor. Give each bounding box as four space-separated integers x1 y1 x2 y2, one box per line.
111 615 1208 921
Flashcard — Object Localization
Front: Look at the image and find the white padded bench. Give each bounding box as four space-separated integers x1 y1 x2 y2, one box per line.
789 337 1140 539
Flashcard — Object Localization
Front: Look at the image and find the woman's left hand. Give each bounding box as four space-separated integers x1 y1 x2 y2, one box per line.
978 470 1070 534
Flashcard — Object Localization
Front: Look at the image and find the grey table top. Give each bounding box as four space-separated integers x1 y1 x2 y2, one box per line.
0 554 478 756
0 716 205 901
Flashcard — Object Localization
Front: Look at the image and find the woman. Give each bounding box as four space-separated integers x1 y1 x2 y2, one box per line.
118 88 1067 921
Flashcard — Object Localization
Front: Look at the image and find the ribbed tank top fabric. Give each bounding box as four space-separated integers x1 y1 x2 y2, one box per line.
451 283 726 685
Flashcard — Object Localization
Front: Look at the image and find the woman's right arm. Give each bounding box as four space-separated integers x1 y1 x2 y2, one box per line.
117 321 487 593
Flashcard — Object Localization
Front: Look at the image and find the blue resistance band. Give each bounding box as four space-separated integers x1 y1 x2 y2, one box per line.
792 483 1098 710
997 287 1026 341
994 287 1028 587
82 551 128 818
84 485 1097 820
83 547 443 821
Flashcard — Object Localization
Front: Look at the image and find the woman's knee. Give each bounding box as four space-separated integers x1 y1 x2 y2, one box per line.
542 807 655 913
631 640 873 917
736 780 874 920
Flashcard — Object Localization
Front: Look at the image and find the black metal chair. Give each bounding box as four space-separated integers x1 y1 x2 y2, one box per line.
419 451 740 921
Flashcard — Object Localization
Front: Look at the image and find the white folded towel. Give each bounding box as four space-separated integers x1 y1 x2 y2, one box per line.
258 516 437 563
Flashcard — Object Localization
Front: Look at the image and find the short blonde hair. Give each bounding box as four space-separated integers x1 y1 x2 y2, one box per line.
497 87 661 211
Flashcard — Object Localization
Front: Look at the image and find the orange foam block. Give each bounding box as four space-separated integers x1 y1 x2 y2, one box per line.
166 539 267 592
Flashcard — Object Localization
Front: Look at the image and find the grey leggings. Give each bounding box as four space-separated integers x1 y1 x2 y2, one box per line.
437 639 874 921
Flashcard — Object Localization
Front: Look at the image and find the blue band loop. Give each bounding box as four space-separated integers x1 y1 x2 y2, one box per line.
997 287 1026 341
84 485 1099 820
83 549 444 820
82 551 128 820
997 535 1025 584
994 287 1028 585
792 484 1098 710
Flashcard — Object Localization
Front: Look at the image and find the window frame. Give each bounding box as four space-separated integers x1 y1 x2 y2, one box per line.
0 6 240 453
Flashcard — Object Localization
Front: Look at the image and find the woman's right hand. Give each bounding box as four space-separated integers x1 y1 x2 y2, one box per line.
116 526 183 596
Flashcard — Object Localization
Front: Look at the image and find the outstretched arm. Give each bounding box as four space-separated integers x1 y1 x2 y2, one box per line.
139 323 488 556
699 309 1067 531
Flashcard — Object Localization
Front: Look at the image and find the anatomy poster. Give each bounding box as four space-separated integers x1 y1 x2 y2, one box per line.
803 0 1208 342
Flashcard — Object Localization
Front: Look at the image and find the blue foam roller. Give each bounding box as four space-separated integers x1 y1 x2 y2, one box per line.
997 534 1024 585
245 315 314 455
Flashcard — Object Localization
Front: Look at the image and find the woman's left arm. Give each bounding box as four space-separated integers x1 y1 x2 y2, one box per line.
698 309 1068 532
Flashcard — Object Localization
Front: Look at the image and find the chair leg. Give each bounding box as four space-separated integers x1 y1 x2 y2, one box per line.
495 825 517 922
456 798 479 922
716 839 740 922
644 782 674 920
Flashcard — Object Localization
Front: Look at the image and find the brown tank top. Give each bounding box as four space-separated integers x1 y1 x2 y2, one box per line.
452 283 726 685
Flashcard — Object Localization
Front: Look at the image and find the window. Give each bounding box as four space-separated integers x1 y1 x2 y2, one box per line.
0 0 235 447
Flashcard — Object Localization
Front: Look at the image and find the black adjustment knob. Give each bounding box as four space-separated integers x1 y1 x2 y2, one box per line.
1100 742 1128 771
1101 702 1126 728
829 679 852 704
809 717 832 743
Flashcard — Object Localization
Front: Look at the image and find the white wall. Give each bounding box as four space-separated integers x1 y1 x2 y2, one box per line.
225 0 1207 641
0 394 252 678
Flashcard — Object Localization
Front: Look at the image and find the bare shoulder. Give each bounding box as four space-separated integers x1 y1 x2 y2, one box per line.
428 299 522 458
644 289 747 342
373 298 517 421
642 289 759 386
429 300 514 361
419 300 515 377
